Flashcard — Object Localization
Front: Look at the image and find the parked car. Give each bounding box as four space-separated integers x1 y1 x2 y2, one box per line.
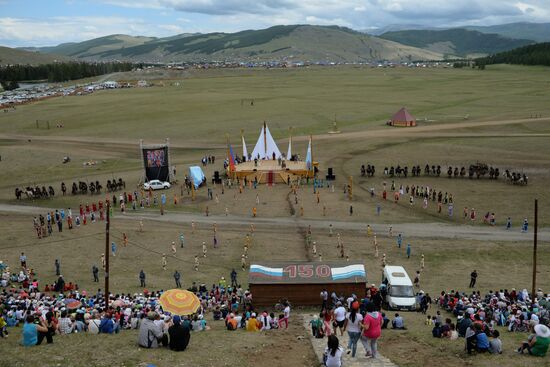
143 180 171 190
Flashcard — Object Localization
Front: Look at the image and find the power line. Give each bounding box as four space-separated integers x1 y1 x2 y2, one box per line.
109 230 236 272
1 231 103 250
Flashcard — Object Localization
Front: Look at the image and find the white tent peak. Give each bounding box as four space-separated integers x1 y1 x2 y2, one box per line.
251 122 282 160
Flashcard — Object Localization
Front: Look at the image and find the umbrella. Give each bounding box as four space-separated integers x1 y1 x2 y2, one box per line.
159 289 200 316
63 298 77 305
112 299 125 308
67 300 81 310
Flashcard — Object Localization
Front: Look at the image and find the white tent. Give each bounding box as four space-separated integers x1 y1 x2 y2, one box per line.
287 133 292 159
242 134 248 159
251 122 282 160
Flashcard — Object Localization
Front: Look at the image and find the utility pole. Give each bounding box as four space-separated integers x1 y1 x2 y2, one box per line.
105 201 110 308
531 199 538 298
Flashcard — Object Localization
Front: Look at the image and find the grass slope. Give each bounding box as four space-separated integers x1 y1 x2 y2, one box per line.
380 29 533 57
0 46 70 66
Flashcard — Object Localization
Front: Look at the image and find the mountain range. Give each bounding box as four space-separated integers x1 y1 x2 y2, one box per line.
1 22 550 65
379 29 533 58
21 25 443 63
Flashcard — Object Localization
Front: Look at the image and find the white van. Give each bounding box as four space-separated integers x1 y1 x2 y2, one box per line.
382 266 416 311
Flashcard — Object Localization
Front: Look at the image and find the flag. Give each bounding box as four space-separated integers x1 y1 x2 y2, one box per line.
228 144 236 172
305 137 312 170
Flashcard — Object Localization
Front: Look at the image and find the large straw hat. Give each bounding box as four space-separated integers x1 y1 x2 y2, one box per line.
534 324 550 338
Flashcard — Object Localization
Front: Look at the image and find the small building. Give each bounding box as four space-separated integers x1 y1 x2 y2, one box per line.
248 261 367 306
387 107 416 127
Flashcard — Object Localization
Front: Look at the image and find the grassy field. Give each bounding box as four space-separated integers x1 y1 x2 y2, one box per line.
1 64 550 366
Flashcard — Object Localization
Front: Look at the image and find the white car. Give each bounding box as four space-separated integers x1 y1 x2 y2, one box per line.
143 180 171 190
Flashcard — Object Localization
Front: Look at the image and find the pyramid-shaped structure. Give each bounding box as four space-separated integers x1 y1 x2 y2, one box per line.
391 107 416 127
251 123 282 160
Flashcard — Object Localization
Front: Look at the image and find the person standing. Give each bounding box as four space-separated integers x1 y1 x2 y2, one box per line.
320 289 328 311
506 217 512 230
173 270 182 288
469 270 478 288
522 218 529 233
111 242 117 257
101 253 105 270
162 254 167 270
278 301 290 329
139 270 146 287
396 233 402 248
361 303 383 359
179 233 185 248
194 256 199 271
406 244 411 259
202 242 207 258
230 268 238 288
241 254 246 271
344 307 363 358
20 252 27 268
171 242 177 256
333 302 346 336
55 259 60 276
92 265 99 282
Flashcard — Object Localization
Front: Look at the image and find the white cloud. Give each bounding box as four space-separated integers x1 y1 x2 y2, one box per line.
0 16 186 47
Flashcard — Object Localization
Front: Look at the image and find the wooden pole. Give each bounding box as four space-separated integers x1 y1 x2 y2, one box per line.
104 201 110 308
531 199 538 298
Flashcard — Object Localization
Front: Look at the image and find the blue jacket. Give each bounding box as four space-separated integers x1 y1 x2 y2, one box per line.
99 318 115 334
476 332 490 350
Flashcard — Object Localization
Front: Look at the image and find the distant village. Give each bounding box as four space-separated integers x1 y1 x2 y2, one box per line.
1 60 453 109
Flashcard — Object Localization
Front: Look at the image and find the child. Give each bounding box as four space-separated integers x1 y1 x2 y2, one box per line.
489 329 502 354
425 315 432 326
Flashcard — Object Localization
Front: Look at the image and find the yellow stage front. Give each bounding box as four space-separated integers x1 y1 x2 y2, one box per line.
231 159 317 184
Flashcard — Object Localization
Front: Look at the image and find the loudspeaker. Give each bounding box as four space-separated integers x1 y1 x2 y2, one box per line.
212 170 222 184
326 167 336 181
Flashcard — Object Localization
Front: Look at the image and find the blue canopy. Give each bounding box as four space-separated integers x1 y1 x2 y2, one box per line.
188 166 205 189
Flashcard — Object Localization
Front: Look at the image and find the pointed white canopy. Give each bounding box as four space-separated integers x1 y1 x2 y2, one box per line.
287 137 292 159
251 123 282 160
242 135 248 159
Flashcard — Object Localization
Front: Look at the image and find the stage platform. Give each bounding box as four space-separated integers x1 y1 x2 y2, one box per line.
232 159 316 184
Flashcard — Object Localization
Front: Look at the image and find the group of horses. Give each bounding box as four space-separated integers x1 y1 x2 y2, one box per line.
360 164 376 177
360 162 528 185
15 178 126 200
503 170 528 185
15 186 55 200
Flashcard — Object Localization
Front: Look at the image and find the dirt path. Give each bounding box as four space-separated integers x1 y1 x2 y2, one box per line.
1 203 548 242
1 116 548 150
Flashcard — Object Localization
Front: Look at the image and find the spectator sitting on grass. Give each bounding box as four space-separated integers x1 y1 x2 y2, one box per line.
391 313 406 330
489 329 502 354
517 324 550 357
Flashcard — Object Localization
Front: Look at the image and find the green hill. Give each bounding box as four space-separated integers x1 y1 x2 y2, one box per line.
36 34 157 58
0 46 70 66
32 25 443 63
466 22 550 43
379 29 533 57
477 42 550 67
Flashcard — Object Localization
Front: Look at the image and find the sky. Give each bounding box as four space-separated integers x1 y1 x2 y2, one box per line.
1 0 550 47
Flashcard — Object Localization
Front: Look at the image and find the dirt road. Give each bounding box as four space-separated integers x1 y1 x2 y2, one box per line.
1 203 547 242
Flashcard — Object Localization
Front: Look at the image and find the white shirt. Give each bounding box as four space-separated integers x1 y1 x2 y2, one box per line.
334 306 346 322
324 346 343 367
283 306 290 318
346 312 363 333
